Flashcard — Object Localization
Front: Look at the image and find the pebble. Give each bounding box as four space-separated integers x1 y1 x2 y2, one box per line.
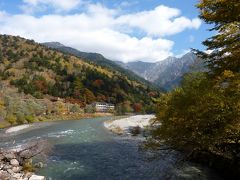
0 154 4 160
13 173 23 179
10 159 19 166
34 162 44 168
12 166 22 173
29 175 46 180
0 170 10 177
24 172 34 178
7 168 14 175
4 153 16 160
3 165 12 170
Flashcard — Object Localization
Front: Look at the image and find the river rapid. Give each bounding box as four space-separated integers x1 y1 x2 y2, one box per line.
0 117 222 180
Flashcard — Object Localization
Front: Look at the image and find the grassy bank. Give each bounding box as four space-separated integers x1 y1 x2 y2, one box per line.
0 112 114 129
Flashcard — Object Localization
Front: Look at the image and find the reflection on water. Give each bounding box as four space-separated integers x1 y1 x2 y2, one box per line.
0 117 221 180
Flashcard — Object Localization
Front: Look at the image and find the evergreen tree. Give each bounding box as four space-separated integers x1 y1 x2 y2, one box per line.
195 0 240 76
0 50 3 62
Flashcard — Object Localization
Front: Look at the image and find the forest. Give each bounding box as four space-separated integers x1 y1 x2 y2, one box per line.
0 35 158 127
149 0 239 177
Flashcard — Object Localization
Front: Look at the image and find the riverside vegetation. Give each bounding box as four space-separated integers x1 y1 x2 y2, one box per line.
0 35 159 127
148 0 240 178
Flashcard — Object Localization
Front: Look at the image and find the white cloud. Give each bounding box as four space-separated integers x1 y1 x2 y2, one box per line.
0 4 201 62
21 0 83 13
116 5 201 37
0 11 7 20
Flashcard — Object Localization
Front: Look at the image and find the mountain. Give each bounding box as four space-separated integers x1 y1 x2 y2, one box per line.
118 53 205 90
0 35 159 112
116 59 159 81
43 42 205 91
116 61 155 80
42 42 157 89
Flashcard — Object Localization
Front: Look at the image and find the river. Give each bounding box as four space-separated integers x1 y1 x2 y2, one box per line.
0 117 222 180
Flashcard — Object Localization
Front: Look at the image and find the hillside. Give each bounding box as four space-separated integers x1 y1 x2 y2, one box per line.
0 35 159 126
118 53 206 90
43 42 206 91
42 42 157 89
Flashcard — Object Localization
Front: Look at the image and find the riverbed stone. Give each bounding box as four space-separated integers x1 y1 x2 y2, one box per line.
29 174 46 180
1 146 46 180
12 166 22 173
24 172 33 178
34 162 44 168
7 168 14 175
10 159 19 166
3 164 12 170
12 173 23 179
19 150 33 159
0 163 4 169
16 156 24 166
4 153 16 160
21 178 29 180
20 178 29 180
0 154 4 160
0 170 10 179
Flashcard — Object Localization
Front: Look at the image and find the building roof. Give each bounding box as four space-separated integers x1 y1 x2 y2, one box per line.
92 102 114 106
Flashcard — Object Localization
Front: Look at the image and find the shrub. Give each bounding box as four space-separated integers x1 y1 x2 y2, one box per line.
23 159 35 172
25 115 35 123
16 113 26 124
69 104 83 113
84 105 95 113
129 126 141 136
5 114 17 125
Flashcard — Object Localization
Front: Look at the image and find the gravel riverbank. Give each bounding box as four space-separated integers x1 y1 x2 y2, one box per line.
104 115 155 135
5 125 32 134
0 147 46 180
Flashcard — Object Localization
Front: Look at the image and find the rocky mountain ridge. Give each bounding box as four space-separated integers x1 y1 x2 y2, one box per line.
117 52 205 90
44 42 205 90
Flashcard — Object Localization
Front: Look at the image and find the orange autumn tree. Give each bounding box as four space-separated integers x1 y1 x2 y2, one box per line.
133 103 143 113
92 79 104 88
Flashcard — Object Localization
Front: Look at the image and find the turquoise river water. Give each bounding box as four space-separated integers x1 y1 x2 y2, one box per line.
0 117 223 180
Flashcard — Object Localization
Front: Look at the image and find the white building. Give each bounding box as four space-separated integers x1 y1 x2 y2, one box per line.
91 102 115 112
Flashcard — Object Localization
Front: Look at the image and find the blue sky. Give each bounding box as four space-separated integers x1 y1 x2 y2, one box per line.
0 0 213 62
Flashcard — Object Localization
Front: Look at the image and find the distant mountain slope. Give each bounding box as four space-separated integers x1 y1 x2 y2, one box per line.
42 42 205 91
43 42 158 89
116 61 155 80
119 53 205 90
0 35 159 109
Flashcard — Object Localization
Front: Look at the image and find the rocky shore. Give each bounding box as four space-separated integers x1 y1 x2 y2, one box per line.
104 115 155 135
0 142 47 180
